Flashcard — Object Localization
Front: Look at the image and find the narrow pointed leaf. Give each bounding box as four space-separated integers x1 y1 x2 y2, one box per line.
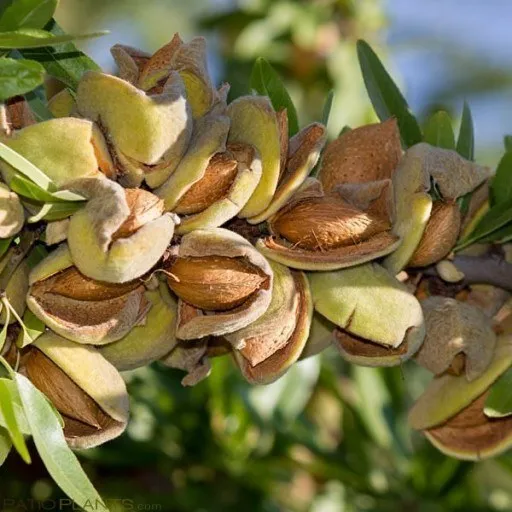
424 111 455 150
456 198 512 250
0 57 44 101
456 102 474 160
21 22 101 90
16 309 45 348
0 427 11 466
250 57 299 135
321 90 334 127
357 39 422 147
504 135 512 152
14 373 107 509
0 238 13 260
0 29 108 49
0 0 58 31
0 378 30 463
490 152 512 206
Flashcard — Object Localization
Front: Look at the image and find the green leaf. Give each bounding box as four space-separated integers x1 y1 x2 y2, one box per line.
27 201 83 222
356 39 422 147
321 89 334 127
424 111 456 150
14 373 107 509
0 57 44 101
41 201 83 221
0 0 58 31
456 198 512 250
0 427 12 466
25 243 48 269
0 383 30 435
0 378 30 463
0 28 108 49
352 366 393 449
11 174 84 203
490 152 512 206
478 222 512 244
21 21 100 90
24 89 53 121
0 237 13 260
250 57 299 136
504 135 512 152
484 368 512 417
16 308 45 348
456 101 474 160
0 300 10 353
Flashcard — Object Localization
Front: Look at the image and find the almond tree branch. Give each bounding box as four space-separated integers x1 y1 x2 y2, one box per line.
426 254 512 292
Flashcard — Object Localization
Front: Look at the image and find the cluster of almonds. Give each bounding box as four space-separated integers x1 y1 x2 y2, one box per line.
0 34 510 460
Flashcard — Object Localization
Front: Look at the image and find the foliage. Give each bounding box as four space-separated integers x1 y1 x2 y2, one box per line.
0 1 510 511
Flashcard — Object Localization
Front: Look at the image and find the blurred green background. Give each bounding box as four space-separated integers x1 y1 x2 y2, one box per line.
2 1 512 510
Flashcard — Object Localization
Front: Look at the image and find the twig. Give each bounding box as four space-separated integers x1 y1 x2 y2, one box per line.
425 254 512 292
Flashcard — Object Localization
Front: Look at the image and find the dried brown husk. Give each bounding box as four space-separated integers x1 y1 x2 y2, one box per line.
233 267 313 384
169 228 273 340
415 296 497 381
317 118 402 193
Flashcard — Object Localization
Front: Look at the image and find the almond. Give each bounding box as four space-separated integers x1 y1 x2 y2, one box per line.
174 151 238 215
166 256 268 311
270 195 390 250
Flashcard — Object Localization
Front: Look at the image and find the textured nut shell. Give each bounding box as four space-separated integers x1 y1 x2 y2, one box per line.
173 228 273 339
33 331 129 449
334 327 422 367
77 70 192 166
309 262 425 348
248 122 327 224
424 392 512 461
408 334 512 430
0 183 23 238
415 297 496 381
408 202 461 267
175 151 238 215
154 111 230 211
167 256 268 311
227 96 281 218
318 118 402 192
0 118 101 187
176 143 262 234
99 284 178 370
27 269 149 345
269 196 391 250
67 178 176 283
234 270 313 384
